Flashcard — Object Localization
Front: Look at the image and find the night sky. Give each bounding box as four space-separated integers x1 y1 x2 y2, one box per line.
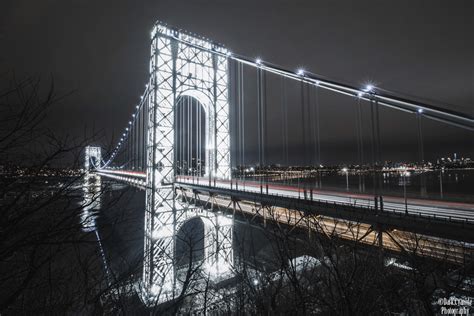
1 0 473 165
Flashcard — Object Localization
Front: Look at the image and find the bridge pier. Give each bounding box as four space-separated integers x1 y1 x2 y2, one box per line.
144 199 234 304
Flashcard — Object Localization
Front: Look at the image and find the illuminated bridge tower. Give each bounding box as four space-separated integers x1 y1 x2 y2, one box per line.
85 146 102 171
143 22 232 302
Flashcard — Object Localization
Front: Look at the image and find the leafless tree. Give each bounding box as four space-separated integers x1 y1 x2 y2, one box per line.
0 75 143 314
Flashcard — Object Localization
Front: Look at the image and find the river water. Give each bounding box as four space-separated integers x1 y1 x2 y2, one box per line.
269 169 474 203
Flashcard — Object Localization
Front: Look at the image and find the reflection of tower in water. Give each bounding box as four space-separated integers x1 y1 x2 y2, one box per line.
81 174 112 284
81 174 102 232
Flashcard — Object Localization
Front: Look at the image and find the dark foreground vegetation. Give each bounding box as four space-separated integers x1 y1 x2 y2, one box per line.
0 77 472 315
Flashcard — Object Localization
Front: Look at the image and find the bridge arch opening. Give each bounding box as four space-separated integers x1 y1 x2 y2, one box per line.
175 216 213 268
175 94 208 177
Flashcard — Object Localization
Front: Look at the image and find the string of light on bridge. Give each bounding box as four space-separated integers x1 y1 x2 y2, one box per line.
102 83 151 168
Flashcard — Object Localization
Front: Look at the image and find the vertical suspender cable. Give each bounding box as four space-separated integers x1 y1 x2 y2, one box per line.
417 111 426 197
309 84 316 167
234 61 239 178
300 80 307 197
181 97 184 176
194 97 197 180
192 97 194 179
137 105 140 171
141 100 145 172
375 99 382 196
356 97 364 192
235 60 240 179
280 76 288 183
262 70 267 193
240 62 245 183
132 119 135 170
257 67 263 193
310 84 317 189
370 97 378 206
315 85 321 177
135 110 138 170
141 102 144 171
145 98 147 172
128 128 129 168
193 97 196 180
198 90 201 178
136 115 138 171
301 80 306 166
131 120 134 170
187 96 191 176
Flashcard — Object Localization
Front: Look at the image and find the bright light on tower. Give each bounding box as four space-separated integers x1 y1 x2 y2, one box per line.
364 84 374 92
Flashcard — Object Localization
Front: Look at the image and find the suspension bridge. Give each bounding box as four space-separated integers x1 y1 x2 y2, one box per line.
84 21 474 304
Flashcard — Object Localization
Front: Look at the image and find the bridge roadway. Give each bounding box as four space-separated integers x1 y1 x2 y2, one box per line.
96 170 474 243
175 176 474 223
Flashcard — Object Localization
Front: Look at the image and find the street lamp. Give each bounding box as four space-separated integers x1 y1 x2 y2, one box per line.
342 167 349 191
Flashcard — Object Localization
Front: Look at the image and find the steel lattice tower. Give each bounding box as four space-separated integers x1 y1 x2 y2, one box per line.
143 22 232 302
